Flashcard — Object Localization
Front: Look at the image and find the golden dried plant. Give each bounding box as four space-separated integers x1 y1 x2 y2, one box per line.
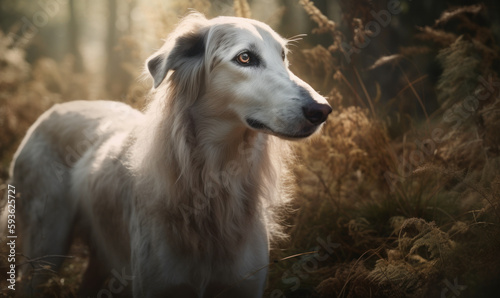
233 0 251 19
298 0 336 34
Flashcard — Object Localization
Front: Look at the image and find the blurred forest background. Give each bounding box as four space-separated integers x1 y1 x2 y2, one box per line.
1 0 500 297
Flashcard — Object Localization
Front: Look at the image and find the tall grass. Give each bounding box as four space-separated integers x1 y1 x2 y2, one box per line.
266 1 500 297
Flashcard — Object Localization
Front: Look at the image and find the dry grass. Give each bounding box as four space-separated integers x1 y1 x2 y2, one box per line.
265 1 500 297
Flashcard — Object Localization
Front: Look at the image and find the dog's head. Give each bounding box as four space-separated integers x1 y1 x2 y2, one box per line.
147 13 331 139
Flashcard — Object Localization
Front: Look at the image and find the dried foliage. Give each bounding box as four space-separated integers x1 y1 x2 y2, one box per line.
298 0 336 34
294 106 392 205
435 4 483 26
436 37 481 109
316 261 374 298
415 26 458 47
369 54 403 70
297 0 346 58
0 33 89 167
270 1 500 297
233 0 251 19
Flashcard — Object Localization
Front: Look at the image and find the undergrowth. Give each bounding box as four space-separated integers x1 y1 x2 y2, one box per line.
267 1 500 298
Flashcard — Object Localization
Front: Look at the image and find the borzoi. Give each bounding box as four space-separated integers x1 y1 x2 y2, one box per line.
6 13 331 297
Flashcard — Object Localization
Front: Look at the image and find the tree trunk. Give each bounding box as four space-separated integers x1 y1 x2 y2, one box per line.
68 0 84 72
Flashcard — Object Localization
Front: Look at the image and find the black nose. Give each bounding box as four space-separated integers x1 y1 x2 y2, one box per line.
302 102 332 124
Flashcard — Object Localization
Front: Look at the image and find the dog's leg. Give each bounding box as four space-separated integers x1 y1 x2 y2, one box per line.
12 140 76 297
204 266 267 298
18 193 75 297
205 224 269 298
131 270 198 298
77 249 113 298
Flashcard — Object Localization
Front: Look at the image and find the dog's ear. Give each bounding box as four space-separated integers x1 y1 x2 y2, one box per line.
147 54 168 89
147 16 208 89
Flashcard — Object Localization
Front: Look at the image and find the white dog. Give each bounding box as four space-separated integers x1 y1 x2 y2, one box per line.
7 13 331 297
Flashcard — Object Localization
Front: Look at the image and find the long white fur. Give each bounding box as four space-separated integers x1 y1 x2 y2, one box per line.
4 13 330 297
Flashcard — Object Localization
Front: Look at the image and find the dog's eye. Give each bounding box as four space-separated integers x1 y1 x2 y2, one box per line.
234 51 260 67
281 50 286 61
237 52 251 64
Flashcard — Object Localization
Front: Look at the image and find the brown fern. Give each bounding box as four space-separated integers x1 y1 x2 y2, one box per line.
233 0 251 19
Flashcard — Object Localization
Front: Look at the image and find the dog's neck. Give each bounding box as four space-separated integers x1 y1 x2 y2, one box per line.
131 94 287 258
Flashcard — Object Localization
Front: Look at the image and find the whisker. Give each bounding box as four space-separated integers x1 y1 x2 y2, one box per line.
286 33 307 43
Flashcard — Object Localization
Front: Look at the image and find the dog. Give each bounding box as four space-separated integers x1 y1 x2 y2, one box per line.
6 12 331 297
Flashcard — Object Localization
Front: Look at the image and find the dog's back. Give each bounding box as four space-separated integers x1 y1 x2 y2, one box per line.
7 100 142 295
